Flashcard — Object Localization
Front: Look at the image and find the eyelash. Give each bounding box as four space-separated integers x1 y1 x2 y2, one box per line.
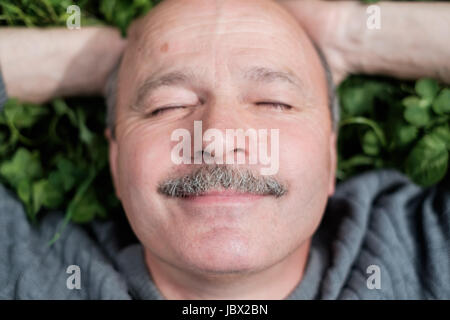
256 102 292 110
147 105 186 117
147 101 292 117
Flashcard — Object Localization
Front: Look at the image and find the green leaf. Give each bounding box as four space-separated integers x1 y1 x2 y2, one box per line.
52 99 77 126
4 99 48 129
32 179 64 214
99 0 115 21
431 125 450 150
418 98 432 109
340 86 373 116
362 130 380 156
17 180 32 207
415 78 439 99
339 117 387 147
71 189 106 223
48 168 98 245
403 105 431 127
0 148 43 188
99 0 153 34
17 179 34 221
432 88 450 115
76 108 95 145
54 156 80 191
402 96 420 109
338 154 376 171
394 124 418 147
405 134 448 187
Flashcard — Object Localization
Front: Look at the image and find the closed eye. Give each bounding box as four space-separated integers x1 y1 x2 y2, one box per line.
147 105 187 117
256 102 292 111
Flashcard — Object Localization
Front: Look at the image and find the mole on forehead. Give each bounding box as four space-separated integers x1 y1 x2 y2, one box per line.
135 28 306 64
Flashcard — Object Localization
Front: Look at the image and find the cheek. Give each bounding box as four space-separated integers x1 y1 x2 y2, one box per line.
116 125 174 220
278 120 331 216
282 132 330 177
279 108 332 178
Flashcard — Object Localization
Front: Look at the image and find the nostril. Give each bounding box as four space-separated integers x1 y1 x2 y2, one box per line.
202 149 213 157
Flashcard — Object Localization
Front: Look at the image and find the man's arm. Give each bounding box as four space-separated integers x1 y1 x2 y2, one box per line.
0 27 126 103
279 0 450 85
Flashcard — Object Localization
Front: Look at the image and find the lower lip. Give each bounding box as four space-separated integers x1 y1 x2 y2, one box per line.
181 191 265 204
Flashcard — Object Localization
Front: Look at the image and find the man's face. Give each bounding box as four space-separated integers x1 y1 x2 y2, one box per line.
108 0 336 275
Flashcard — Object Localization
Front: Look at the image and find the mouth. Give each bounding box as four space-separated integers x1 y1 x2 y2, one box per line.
181 190 266 204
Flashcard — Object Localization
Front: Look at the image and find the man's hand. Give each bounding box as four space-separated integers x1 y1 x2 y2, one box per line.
0 27 126 103
279 0 450 85
278 0 352 85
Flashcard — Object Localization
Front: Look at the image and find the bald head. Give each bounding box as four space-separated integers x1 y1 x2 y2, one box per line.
105 0 338 139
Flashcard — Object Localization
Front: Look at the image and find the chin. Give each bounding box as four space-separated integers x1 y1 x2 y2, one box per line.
181 228 266 275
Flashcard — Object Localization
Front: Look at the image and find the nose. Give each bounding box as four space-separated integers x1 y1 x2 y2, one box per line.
192 101 256 165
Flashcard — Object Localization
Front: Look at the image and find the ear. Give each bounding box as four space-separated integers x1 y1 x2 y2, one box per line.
105 128 121 200
328 131 337 197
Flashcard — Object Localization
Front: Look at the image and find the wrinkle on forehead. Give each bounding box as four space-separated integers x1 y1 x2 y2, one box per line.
117 0 327 115
128 0 308 55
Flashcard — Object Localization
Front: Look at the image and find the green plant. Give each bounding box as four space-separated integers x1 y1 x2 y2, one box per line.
337 76 450 186
0 98 118 242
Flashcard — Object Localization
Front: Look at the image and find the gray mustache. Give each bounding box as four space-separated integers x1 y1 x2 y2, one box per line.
158 165 287 198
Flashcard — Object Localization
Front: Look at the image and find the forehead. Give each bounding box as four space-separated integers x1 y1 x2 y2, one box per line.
133 0 306 44
118 0 326 106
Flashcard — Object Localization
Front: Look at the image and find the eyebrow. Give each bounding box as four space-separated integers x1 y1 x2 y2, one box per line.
132 66 303 110
133 70 196 110
243 66 303 89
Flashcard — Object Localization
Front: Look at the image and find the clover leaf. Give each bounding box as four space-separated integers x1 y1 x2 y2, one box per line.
431 125 450 150
0 148 43 188
432 88 450 115
403 105 431 127
393 124 418 148
362 130 380 156
405 134 448 187
415 78 439 100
